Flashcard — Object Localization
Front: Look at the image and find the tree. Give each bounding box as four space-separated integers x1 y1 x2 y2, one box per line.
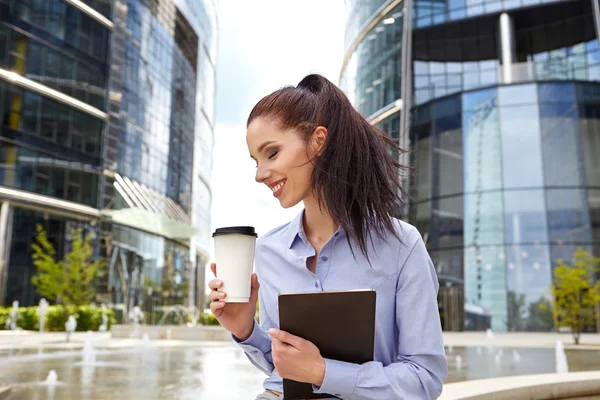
551 248 600 344
506 290 526 331
527 296 554 332
31 224 65 303
31 225 106 306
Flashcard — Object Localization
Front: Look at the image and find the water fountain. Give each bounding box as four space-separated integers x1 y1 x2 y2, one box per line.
99 304 108 332
486 328 495 352
455 355 463 370
44 370 58 385
447 345 453 353
7 300 18 330
512 349 521 363
37 298 49 333
82 331 96 365
556 340 569 373
166 328 172 340
65 315 77 343
142 333 151 348
129 306 144 338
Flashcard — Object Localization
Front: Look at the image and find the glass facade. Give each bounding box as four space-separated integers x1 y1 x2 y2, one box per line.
342 3 404 117
414 0 564 28
0 0 217 316
413 0 600 105
411 82 599 331
343 0 600 331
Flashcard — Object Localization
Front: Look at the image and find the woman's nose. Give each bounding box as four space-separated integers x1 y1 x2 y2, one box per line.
255 164 270 183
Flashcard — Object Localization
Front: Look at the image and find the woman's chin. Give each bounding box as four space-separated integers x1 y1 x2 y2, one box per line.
278 196 300 209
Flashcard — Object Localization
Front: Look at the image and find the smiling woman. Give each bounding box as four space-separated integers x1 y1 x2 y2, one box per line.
208 74 448 400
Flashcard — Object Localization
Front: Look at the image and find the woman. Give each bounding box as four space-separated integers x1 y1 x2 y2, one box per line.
208 74 447 399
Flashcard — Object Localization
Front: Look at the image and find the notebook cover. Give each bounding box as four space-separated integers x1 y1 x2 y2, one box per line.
277 290 376 399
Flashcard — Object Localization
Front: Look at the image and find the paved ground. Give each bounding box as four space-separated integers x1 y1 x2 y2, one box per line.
2 329 598 350
1 329 599 399
442 331 600 350
0 387 10 399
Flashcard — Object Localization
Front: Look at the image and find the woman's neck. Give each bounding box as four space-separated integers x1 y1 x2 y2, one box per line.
302 195 338 243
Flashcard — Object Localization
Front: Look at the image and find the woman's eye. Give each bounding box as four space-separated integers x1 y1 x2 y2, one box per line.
268 150 279 159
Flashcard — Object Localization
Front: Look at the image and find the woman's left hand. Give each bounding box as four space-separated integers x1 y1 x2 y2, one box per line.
268 328 326 386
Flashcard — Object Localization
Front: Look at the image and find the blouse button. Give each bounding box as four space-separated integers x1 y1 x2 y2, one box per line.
314 282 319 288
321 256 329 262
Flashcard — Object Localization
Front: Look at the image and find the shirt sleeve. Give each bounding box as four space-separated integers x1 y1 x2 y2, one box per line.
313 234 448 399
232 282 276 376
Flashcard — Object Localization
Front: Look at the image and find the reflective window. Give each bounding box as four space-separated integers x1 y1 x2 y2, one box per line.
546 189 592 244
589 190 600 257
464 244 507 331
464 191 505 246
505 244 552 331
540 100 584 187
415 0 562 28
341 4 403 117
431 195 464 249
430 248 464 281
463 88 503 192
412 131 432 201
344 0 389 51
499 102 544 188
432 104 463 197
504 190 548 244
579 103 600 187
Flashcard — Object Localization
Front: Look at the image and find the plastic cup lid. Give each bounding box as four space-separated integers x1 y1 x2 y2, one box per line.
212 226 257 237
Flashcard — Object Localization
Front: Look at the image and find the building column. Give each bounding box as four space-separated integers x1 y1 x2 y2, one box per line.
592 0 600 49
499 13 516 84
0 201 13 305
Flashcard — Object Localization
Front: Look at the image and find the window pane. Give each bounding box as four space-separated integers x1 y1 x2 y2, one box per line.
465 191 505 246
463 88 503 191
546 189 592 244
506 244 552 331
504 190 548 244
500 104 544 188
540 102 583 186
433 113 463 196
431 195 464 249
580 106 600 187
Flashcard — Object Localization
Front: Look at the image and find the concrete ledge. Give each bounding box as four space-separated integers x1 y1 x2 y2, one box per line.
110 325 230 341
0 387 11 399
439 371 600 400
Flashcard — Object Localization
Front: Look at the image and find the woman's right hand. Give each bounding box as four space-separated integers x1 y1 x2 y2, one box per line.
208 263 259 341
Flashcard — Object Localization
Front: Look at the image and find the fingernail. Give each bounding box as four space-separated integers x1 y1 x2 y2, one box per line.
268 328 278 336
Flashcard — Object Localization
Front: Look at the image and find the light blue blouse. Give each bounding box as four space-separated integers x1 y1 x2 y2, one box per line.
236 210 448 399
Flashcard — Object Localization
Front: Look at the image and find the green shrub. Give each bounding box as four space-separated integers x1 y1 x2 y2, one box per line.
0 305 116 331
19 307 38 330
199 312 220 326
0 308 9 329
45 305 69 331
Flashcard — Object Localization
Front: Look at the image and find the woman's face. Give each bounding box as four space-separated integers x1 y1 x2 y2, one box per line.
247 117 316 209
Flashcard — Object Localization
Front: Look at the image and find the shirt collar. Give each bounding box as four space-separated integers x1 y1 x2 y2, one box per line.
286 209 308 249
285 209 347 249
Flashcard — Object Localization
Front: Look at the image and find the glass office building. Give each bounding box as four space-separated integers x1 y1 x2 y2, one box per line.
342 0 600 331
0 0 216 322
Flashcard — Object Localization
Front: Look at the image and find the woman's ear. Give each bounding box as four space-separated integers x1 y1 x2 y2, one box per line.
310 126 328 155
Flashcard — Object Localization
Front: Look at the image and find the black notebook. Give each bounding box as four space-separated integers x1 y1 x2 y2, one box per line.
277 289 376 400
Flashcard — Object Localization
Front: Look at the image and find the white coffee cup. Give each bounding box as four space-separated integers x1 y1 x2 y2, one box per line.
212 226 258 302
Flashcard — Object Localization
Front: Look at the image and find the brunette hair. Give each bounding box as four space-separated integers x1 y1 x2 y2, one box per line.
248 74 409 259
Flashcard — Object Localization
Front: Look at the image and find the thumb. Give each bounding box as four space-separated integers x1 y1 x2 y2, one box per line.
249 273 260 303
